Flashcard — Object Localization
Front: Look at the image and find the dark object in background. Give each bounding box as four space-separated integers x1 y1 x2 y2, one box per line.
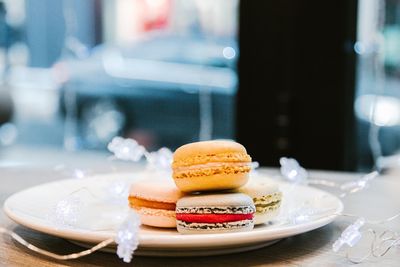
0 3 12 125
59 36 237 151
0 2 22 53
237 1 358 171
0 2 6 47
0 90 12 124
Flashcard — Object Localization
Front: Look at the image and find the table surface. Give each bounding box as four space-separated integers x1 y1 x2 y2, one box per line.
0 148 399 266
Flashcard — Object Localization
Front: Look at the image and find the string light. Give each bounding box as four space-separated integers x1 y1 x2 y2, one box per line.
52 195 82 227
107 136 173 171
279 157 308 183
107 137 146 162
279 157 379 198
336 212 400 263
107 180 130 205
146 147 173 171
279 157 400 263
332 218 365 252
0 139 397 263
0 226 114 260
115 211 141 263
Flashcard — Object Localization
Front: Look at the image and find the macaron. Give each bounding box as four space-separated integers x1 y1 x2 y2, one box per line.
172 140 252 192
237 177 282 225
128 179 184 228
176 193 255 234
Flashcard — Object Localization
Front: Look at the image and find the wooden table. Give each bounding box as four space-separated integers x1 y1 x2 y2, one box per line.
0 149 399 266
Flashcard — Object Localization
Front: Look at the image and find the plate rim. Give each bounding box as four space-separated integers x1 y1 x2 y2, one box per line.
3 174 344 249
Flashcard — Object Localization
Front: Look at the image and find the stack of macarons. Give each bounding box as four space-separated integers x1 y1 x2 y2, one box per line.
128 140 282 234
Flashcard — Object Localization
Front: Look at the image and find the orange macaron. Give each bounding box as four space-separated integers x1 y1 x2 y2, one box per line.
172 140 252 192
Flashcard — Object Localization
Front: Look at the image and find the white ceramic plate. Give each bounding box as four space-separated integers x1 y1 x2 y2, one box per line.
3 172 343 257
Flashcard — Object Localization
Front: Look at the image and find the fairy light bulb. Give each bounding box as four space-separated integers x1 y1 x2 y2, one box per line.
250 161 259 170
115 211 141 263
53 195 82 227
333 218 365 252
279 157 308 183
108 136 174 171
107 180 130 205
146 147 173 170
107 137 146 161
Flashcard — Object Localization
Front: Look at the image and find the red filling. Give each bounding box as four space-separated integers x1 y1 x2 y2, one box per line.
176 213 254 223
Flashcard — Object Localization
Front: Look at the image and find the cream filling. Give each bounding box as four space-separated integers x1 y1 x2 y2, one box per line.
133 207 176 218
253 192 282 214
176 206 255 214
253 192 282 206
173 162 251 173
255 201 281 213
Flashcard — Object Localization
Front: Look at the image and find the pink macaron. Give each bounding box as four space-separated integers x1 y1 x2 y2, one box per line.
128 178 184 228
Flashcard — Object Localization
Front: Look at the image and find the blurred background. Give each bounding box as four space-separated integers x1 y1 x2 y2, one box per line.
0 0 399 171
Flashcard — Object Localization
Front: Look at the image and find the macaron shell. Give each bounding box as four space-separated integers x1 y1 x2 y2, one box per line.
129 179 184 203
254 208 280 225
237 176 280 198
134 207 176 228
177 192 254 208
174 172 249 192
173 152 251 168
173 140 250 165
177 220 254 234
